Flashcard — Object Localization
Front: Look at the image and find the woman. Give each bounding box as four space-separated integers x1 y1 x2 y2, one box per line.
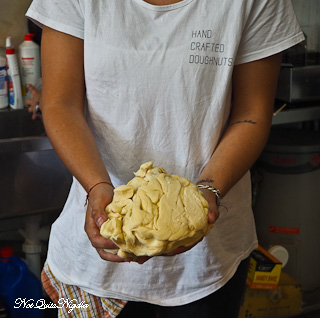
27 0 303 317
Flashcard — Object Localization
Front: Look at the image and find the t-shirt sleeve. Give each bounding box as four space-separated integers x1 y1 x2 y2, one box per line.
235 0 305 65
26 0 84 39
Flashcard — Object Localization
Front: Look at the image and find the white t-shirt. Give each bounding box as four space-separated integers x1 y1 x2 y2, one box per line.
27 0 303 306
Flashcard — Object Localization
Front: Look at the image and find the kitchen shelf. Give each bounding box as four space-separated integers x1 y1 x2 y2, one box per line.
272 105 320 125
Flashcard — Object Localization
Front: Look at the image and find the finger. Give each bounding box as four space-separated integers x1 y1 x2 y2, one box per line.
91 206 108 228
164 239 202 257
26 102 34 111
84 205 116 249
26 105 38 120
85 212 128 262
86 185 113 228
134 256 151 264
208 210 216 224
96 249 129 263
26 84 41 98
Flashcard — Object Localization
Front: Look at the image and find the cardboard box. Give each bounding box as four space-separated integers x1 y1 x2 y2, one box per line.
239 271 302 318
246 245 282 290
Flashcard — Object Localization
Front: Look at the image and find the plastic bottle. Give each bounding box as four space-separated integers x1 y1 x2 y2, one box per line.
5 36 23 109
0 247 43 318
19 33 41 105
0 52 8 109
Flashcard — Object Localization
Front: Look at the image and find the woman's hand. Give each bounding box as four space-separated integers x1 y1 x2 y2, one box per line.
159 187 218 258
85 183 217 262
84 183 129 262
84 183 151 264
84 183 209 263
26 84 42 120
199 188 220 224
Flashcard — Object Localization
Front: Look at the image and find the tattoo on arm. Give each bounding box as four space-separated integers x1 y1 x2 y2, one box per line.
230 119 257 126
196 179 214 185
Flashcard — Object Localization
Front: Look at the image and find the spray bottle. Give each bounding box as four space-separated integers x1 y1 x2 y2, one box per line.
19 34 41 105
0 48 8 109
6 36 23 109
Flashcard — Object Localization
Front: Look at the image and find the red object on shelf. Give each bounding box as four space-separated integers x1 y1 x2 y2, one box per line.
0 247 13 258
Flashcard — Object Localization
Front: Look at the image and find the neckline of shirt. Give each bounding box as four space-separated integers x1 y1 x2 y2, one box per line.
133 0 196 11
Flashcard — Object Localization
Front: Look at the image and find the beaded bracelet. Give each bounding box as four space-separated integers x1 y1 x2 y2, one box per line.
85 181 114 206
197 184 221 206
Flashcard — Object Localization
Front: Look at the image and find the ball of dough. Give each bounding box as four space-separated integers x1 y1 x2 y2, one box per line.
100 161 212 258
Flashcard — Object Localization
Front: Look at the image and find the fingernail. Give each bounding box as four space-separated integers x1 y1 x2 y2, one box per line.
96 217 105 228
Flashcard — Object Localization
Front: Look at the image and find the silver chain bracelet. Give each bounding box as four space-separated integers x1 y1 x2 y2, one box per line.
197 184 221 206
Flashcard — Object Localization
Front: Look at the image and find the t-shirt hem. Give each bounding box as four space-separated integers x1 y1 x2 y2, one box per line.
26 9 84 40
235 32 305 65
46 254 80 287
47 240 258 306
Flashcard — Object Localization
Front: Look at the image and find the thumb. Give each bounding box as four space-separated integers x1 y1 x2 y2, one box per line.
208 210 216 224
89 204 108 228
96 213 107 228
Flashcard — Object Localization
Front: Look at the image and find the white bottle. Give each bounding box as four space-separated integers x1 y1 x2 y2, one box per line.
6 36 23 109
0 51 8 109
19 34 41 105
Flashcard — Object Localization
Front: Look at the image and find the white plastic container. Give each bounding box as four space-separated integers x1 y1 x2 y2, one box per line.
0 54 8 109
19 34 41 105
6 36 23 109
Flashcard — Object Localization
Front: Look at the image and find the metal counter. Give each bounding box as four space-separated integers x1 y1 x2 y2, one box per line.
0 109 72 220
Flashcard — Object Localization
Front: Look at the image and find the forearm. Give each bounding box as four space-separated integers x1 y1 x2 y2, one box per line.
41 26 110 192
198 110 272 197
197 53 281 199
42 106 111 192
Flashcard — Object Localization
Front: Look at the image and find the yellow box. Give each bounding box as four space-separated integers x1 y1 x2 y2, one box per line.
246 245 282 290
239 271 302 318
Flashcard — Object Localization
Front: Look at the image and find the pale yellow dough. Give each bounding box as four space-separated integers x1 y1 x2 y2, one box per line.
100 162 212 258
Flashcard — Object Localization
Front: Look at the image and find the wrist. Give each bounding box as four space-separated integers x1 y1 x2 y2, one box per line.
197 184 221 206
85 181 114 206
